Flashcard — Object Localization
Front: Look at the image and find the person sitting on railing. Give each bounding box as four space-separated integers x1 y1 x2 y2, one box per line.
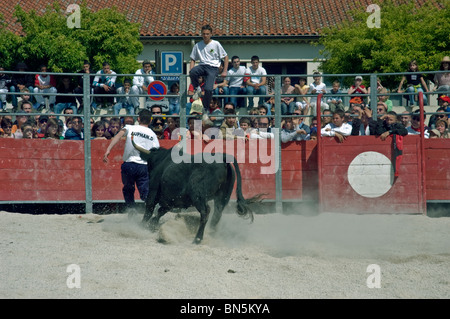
407 109 429 138
348 76 368 106
113 79 134 116
226 56 247 108
74 60 95 113
377 88 393 112
55 76 77 115
168 82 180 115
92 62 117 109
321 110 352 143
437 95 450 112
294 77 310 114
0 67 11 112
10 62 34 111
34 65 57 112
308 72 329 116
397 59 429 106
131 60 154 112
327 80 345 113
280 76 296 115
433 56 450 97
245 55 267 109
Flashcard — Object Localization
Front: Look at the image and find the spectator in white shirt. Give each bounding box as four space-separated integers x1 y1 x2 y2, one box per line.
245 55 267 108
131 60 154 111
321 110 352 143
309 72 329 116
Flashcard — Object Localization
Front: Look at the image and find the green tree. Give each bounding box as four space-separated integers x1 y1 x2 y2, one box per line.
3 1 142 76
318 0 450 89
0 14 22 69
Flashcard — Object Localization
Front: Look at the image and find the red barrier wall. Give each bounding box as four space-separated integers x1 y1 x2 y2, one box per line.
318 135 426 214
0 139 317 203
1 137 449 213
424 139 450 201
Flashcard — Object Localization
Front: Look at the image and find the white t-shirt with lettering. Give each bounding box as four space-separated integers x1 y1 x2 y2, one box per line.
122 124 160 164
190 40 227 68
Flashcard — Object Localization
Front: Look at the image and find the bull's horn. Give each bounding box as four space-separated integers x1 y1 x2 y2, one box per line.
131 135 150 154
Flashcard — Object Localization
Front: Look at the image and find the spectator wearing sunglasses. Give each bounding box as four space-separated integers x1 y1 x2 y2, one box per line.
428 106 449 129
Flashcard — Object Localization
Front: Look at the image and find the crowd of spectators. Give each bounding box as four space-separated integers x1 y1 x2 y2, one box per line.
0 56 449 141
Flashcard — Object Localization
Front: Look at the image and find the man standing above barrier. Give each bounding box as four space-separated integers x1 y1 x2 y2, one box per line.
189 24 228 110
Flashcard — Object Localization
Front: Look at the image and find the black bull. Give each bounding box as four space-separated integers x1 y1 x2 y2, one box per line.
132 141 264 244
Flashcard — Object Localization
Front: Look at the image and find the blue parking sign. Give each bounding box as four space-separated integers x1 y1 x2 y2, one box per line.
161 51 183 74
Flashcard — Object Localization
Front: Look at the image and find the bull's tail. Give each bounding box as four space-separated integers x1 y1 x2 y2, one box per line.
228 155 264 223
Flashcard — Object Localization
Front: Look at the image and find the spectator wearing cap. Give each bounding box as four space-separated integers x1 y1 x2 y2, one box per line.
348 76 368 105
437 95 450 112
131 60 154 112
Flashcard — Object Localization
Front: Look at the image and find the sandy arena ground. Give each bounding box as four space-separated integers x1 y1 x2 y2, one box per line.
0 209 449 299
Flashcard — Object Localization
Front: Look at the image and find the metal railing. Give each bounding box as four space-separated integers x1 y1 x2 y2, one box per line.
1 70 449 213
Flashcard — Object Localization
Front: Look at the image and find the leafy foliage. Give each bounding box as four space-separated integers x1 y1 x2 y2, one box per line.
318 0 450 89
0 1 142 77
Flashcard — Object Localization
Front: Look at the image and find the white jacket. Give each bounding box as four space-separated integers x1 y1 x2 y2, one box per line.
132 69 154 88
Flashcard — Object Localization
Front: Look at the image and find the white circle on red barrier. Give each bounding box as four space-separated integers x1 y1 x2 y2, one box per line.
347 151 394 198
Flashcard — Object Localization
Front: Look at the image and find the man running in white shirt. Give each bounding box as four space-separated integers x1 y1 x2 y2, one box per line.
189 25 228 110
103 109 160 212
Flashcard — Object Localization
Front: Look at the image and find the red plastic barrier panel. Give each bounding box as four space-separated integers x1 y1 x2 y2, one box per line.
318 135 426 214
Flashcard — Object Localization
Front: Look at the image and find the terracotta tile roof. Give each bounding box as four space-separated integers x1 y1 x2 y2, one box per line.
0 0 441 37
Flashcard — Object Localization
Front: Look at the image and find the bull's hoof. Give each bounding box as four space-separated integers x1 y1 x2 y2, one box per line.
192 237 202 245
